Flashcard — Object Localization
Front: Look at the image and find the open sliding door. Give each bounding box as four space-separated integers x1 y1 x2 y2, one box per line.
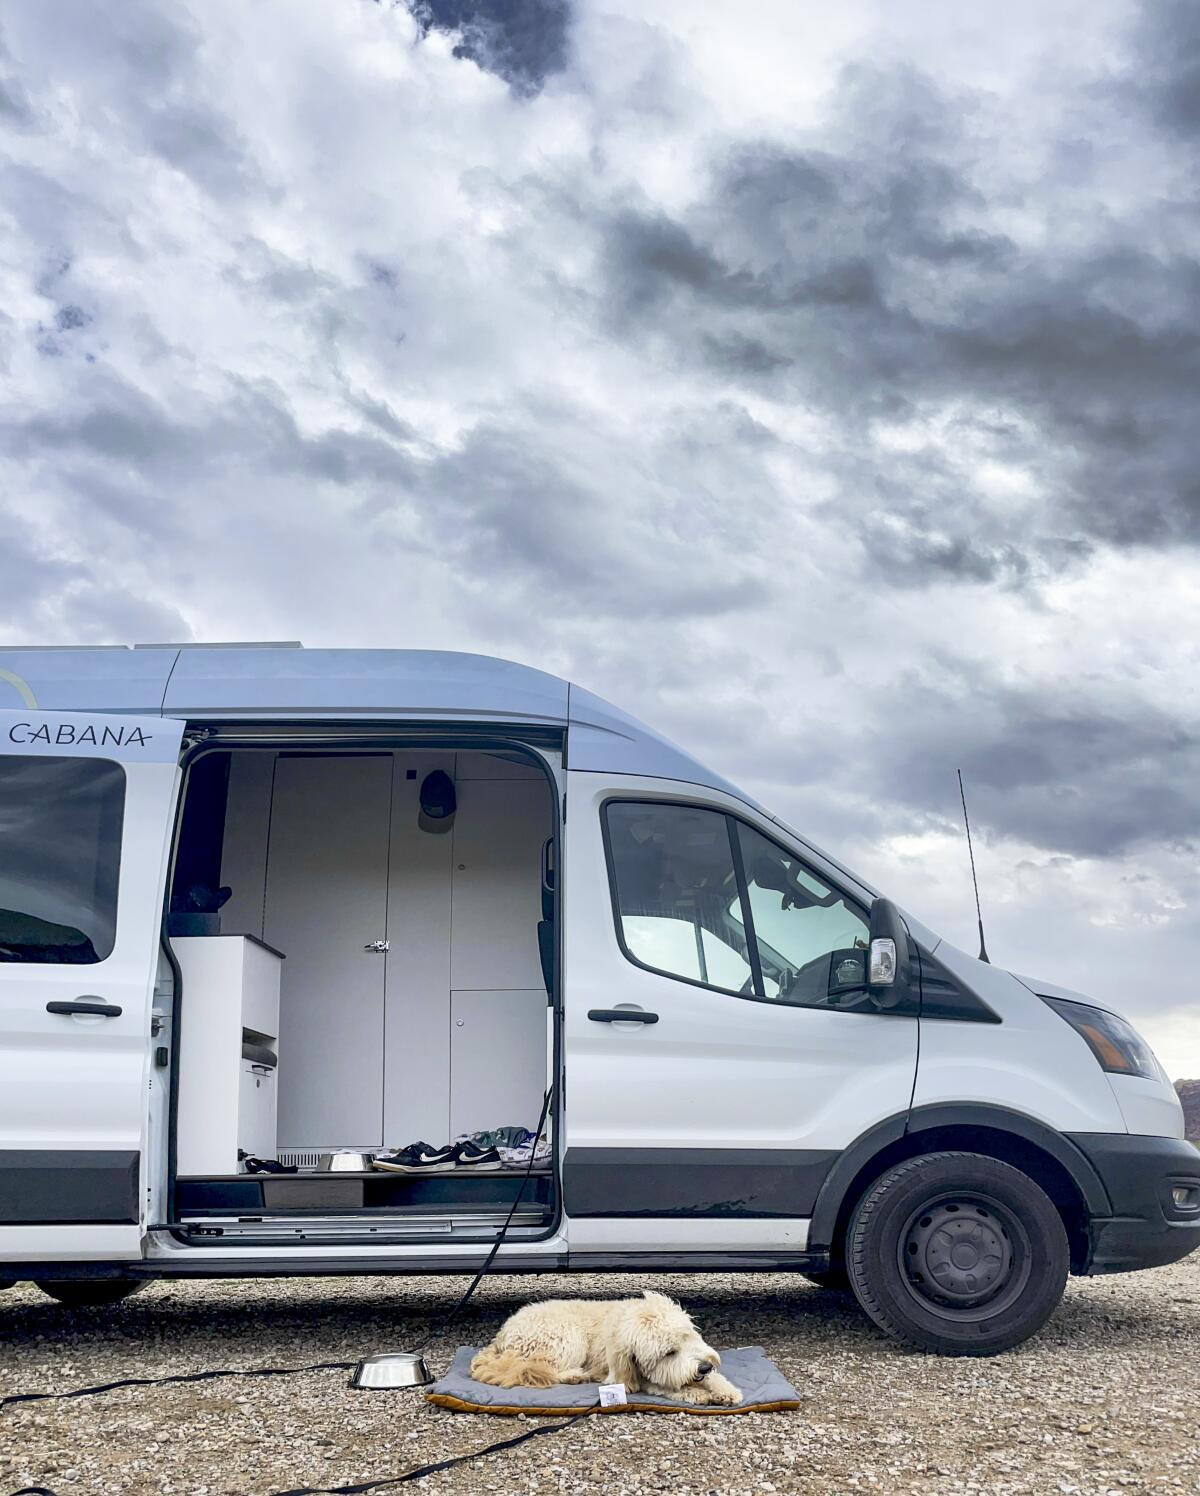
0 709 184 1261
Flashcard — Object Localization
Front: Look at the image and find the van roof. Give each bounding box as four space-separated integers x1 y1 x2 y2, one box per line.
0 643 760 808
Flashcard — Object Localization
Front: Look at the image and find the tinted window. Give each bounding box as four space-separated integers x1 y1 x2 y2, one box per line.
735 822 869 1006
604 802 754 994
0 756 125 963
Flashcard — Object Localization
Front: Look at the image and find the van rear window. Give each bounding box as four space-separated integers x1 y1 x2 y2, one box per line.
0 755 125 964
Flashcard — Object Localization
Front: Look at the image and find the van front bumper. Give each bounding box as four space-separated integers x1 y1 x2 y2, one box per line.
1067 1133 1200 1275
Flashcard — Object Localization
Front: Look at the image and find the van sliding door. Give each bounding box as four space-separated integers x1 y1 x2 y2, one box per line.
0 709 184 1261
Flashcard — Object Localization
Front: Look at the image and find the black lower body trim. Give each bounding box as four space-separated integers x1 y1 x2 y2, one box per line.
5 1249 829 1282
563 1147 838 1218
1067 1133 1200 1275
0 1150 139 1224
1086 1216 1200 1274
565 1251 825 1273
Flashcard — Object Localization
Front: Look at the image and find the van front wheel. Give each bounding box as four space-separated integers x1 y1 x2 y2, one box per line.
847 1151 1069 1356
34 1278 146 1307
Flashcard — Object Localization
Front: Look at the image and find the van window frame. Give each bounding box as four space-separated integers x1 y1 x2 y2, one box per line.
0 752 127 967
600 794 874 1012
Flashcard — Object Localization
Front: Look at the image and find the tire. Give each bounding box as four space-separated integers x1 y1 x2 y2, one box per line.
801 1266 853 1292
34 1278 146 1308
847 1150 1069 1356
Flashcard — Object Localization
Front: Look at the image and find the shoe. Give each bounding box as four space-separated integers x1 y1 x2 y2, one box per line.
372 1141 457 1173
452 1139 502 1171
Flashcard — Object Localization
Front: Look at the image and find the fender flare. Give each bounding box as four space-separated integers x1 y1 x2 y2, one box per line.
807 1102 1113 1252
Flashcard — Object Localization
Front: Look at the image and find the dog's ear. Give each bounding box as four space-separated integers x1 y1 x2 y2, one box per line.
607 1343 640 1393
640 1289 673 1306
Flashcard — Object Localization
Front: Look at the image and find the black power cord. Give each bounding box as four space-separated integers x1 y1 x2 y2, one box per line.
3 1089 561 1496
6 1413 598 1496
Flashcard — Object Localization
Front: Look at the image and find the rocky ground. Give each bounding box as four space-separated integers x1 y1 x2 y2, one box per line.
1 1256 1198 1496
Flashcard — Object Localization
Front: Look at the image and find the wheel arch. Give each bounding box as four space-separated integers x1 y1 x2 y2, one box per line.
809 1104 1113 1274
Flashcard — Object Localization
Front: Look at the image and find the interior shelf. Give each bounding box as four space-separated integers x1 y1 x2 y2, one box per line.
176 1169 553 1216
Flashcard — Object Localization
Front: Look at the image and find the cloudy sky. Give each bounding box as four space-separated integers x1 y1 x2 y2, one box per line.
1 0 1198 1076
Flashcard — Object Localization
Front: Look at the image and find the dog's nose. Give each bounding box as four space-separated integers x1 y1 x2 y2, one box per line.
696 1361 713 1378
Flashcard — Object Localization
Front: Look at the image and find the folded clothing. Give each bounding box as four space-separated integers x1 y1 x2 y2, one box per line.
456 1125 535 1151
498 1137 552 1167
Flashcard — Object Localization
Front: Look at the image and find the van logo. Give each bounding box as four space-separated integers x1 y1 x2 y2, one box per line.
7 721 154 748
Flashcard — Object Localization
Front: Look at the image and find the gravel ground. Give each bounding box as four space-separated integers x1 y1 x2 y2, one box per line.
1 1258 1198 1496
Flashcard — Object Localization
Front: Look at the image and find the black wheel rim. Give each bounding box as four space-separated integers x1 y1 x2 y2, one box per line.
897 1190 1032 1321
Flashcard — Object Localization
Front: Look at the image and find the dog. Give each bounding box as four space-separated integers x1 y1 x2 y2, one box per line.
469 1290 743 1406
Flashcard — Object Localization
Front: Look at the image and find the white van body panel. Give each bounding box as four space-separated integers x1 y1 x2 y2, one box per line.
561 1217 812 1253
913 940 1127 1134
1105 1075 1186 1138
1012 972 1184 1138
561 771 919 1253
0 709 184 1260
0 1225 144 1262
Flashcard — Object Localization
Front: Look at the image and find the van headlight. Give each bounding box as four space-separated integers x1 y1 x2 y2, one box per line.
1041 996 1162 1080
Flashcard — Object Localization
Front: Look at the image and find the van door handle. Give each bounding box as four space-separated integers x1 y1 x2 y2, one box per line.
46 999 123 1018
587 1008 659 1024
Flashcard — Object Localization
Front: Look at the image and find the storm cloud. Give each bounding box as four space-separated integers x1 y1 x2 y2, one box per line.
0 0 1198 1071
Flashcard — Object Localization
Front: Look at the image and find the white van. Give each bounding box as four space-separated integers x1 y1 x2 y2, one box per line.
1 644 1196 1356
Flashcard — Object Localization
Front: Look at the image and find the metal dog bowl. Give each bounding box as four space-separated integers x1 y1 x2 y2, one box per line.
351 1353 433 1390
316 1150 375 1173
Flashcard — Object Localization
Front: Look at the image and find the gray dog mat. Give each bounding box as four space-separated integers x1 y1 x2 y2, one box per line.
426 1346 800 1416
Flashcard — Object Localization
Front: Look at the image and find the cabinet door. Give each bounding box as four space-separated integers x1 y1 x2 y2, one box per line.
266 754 392 1148
449 989 548 1138
450 777 551 992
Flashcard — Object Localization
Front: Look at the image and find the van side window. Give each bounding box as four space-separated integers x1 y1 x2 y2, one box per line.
603 802 756 995
0 756 125 964
734 822 870 1006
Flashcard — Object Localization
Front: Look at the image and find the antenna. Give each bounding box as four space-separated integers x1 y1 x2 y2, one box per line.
957 769 990 964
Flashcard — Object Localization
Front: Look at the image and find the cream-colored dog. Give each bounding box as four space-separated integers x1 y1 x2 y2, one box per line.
469 1290 742 1406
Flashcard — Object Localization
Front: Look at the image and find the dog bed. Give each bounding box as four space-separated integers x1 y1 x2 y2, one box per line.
426 1346 800 1416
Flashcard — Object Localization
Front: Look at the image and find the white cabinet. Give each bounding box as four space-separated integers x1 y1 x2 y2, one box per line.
175 936 283 1175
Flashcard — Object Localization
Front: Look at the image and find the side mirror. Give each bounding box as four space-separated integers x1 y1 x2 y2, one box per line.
867 897 912 1011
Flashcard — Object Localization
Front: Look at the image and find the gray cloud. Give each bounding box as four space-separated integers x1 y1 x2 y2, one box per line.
573 54 1200 577
1126 0 1200 138
407 0 571 95
881 683 1200 860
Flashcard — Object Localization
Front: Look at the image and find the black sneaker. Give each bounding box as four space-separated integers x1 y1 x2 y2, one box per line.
453 1140 502 1171
372 1141 456 1173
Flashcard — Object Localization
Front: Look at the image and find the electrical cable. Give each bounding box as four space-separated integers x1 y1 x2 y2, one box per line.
5 1410 597 1496
3 1087 559 1496
271 1408 596 1496
0 1360 359 1413
412 1083 553 1351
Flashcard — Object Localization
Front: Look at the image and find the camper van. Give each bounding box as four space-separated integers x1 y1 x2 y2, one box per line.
1 643 1196 1356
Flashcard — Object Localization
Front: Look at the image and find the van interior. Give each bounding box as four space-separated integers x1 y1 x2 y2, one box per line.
160 740 558 1247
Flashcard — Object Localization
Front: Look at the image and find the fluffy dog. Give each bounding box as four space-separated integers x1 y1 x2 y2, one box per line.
469 1290 742 1406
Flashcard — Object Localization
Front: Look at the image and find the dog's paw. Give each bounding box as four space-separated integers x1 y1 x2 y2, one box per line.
673 1380 739 1406
700 1373 743 1406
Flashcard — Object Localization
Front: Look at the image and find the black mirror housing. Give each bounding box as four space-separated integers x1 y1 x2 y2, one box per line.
867 897 915 1011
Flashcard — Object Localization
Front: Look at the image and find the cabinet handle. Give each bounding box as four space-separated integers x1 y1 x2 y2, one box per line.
364 940 390 953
